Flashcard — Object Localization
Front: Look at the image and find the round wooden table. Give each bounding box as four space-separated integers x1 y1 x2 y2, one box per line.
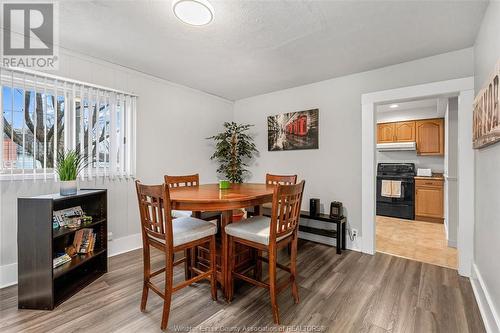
170 183 274 299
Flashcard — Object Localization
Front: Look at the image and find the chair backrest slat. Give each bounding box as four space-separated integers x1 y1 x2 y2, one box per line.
135 181 173 250
165 174 199 188
266 173 297 185
270 181 305 240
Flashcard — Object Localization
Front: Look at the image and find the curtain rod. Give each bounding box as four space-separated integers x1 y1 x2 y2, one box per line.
0 66 138 97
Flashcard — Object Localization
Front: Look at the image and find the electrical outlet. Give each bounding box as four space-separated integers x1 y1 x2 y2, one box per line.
351 228 358 238
108 232 113 241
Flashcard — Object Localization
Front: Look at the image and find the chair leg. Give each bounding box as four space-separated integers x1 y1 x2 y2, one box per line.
227 236 235 302
268 246 280 324
141 245 150 312
254 250 263 281
160 253 174 330
210 236 218 301
290 238 299 304
184 249 191 281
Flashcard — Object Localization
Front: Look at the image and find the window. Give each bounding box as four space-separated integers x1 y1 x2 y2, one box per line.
0 67 136 180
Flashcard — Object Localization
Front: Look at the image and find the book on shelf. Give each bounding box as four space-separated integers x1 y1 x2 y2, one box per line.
53 253 72 268
73 228 97 254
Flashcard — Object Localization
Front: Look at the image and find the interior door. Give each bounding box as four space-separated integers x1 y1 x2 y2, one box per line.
377 123 395 143
395 121 416 142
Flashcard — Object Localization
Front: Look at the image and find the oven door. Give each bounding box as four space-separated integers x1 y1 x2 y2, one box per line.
376 176 414 204
376 176 415 220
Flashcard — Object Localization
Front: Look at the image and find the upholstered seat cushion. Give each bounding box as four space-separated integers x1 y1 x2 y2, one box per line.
172 210 192 218
225 216 292 245
172 217 217 247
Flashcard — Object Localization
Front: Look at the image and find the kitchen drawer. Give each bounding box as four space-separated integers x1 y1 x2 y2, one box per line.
415 179 443 187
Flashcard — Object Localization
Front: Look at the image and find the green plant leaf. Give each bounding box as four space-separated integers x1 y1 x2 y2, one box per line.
55 149 88 181
207 122 258 183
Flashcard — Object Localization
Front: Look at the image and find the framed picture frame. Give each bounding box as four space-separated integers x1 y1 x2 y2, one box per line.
267 108 319 151
473 59 500 149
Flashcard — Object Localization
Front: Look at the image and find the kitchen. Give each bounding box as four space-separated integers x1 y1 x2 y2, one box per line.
375 97 458 269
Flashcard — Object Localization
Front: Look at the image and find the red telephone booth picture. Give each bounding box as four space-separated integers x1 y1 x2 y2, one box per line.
267 109 319 151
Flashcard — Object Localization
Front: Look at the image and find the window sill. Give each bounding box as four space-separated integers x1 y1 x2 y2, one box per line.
0 172 134 181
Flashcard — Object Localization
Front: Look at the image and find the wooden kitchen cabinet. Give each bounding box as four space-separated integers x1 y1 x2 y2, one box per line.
377 123 395 143
394 121 416 142
416 118 444 155
377 121 415 143
415 178 444 223
377 118 444 156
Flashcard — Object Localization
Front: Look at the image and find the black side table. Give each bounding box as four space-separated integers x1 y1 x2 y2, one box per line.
298 211 347 254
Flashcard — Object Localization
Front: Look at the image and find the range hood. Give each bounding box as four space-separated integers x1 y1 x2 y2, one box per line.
376 142 416 151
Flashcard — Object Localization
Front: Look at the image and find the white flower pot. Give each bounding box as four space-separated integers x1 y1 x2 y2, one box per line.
60 180 77 196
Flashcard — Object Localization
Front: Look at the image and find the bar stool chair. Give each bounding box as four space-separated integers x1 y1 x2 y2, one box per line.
165 174 222 222
266 173 298 185
247 174 297 217
135 181 217 330
225 181 305 324
248 173 298 276
165 174 222 280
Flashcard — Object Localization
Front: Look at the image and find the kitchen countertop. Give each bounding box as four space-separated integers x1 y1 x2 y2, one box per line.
414 173 444 180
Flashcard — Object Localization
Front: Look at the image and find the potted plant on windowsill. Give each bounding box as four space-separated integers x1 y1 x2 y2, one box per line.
207 122 258 220
56 150 87 196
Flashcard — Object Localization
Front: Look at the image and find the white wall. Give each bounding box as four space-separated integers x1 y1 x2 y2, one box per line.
234 48 474 247
472 2 500 332
376 151 444 172
0 49 233 287
376 107 442 123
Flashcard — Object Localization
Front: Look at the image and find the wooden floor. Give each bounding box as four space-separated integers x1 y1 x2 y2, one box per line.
0 241 484 333
376 215 458 269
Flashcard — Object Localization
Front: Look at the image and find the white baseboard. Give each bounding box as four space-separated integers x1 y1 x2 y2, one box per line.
470 263 500 333
0 262 18 289
448 239 457 248
0 233 144 289
108 232 143 257
298 231 362 252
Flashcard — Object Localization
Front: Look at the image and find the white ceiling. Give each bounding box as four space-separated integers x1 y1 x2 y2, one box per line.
377 98 438 113
59 0 488 101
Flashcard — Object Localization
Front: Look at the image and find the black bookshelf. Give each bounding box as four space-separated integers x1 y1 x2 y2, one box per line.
17 189 107 310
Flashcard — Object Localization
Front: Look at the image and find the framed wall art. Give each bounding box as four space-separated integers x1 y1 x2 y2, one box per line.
267 108 319 151
473 60 500 149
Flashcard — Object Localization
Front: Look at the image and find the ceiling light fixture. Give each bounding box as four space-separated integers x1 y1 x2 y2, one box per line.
389 104 399 108
172 0 214 26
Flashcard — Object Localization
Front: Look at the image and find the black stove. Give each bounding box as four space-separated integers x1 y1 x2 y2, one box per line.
376 163 416 220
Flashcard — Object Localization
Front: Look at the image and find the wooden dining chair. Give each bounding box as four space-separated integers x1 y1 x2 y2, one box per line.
247 174 297 217
135 181 217 330
266 173 298 185
226 181 305 324
164 174 200 218
164 174 221 280
165 174 221 222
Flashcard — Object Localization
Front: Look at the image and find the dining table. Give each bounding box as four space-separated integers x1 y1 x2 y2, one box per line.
169 183 275 299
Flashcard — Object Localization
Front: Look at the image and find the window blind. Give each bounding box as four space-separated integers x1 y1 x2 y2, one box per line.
0 66 137 180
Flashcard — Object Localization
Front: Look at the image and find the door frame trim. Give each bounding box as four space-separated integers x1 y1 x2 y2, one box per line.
361 77 475 277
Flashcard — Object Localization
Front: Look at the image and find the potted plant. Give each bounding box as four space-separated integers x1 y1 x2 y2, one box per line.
207 122 258 219
56 150 87 196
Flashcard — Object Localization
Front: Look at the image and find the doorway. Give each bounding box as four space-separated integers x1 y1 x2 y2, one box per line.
374 97 458 269
361 77 475 277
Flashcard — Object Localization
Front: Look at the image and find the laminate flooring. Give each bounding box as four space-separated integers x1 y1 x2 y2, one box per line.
0 240 484 332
